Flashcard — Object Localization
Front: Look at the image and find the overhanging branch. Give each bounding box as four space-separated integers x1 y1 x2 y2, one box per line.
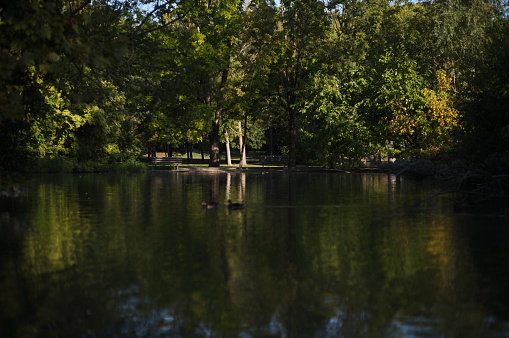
69 0 92 17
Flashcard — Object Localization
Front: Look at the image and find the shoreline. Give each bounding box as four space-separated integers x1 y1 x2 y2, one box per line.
165 166 386 174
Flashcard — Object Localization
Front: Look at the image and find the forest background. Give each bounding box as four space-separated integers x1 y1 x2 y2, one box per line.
1 0 508 179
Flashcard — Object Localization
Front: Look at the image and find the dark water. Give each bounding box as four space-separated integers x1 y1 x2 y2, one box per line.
1 172 508 337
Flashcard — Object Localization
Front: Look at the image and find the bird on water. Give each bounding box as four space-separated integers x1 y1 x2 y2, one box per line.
227 200 244 209
201 201 218 209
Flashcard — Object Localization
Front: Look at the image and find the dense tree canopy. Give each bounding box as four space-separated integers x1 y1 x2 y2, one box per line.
1 0 508 173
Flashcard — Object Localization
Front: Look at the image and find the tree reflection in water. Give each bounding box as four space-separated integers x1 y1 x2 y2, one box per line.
0 172 508 337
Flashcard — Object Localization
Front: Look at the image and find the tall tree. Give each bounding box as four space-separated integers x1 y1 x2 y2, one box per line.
274 0 329 167
228 0 279 164
296 0 388 166
157 0 243 166
432 0 499 91
456 2 509 167
182 0 243 167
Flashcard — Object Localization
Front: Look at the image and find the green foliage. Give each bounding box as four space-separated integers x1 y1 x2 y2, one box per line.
0 0 130 120
69 75 143 163
109 161 147 173
455 9 509 165
432 0 499 90
273 0 330 166
362 48 426 154
420 70 462 154
298 71 373 166
0 0 139 176
1 0 508 174
31 157 147 173
32 157 75 173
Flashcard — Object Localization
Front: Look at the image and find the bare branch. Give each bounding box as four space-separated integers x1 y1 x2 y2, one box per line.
133 1 190 37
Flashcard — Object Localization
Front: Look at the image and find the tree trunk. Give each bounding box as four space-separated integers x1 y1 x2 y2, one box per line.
268 125 274 156
209 109 221 167
209 67 229 167
238 121 247 166
201 141 205 162
288 100 297 168
186 142 193 159
225 130 232 166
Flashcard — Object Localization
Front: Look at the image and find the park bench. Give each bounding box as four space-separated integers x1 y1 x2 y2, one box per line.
260 155 288 166
151 157 183 170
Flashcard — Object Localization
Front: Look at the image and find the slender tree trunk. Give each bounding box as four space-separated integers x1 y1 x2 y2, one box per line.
225 130 232 165
288 96 297 168
209 67 229 167
201 140 205 162
238 121 247 166
268 125 273 156
283 42 299 168
209 110 221 167
186 142 193 159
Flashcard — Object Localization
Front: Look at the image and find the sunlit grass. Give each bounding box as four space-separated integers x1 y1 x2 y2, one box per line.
147 150 288 169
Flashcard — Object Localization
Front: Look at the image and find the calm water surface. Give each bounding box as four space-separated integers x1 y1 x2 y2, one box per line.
1 172 508 337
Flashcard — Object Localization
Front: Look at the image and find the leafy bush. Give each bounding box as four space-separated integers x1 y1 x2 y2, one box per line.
73 161 103 173
31 158 147 173
110 161 147 173
33 157 75 173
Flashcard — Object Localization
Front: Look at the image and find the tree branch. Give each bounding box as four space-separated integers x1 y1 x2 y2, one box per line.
69 0 91 18
133 1 190 37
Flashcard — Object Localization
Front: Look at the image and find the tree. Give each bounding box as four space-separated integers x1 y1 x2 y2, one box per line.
0 0 132 173
299 70 374 167
1 0 507 175
363 48 428 155
221 0 279 165
457 5 509 168
174 0 243 167
432 0 499 91
139 0 244 166
296 0 387 166
420 69 461 155
273 0 329 167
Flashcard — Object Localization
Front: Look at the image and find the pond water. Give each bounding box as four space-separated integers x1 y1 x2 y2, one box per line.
1 171 508 337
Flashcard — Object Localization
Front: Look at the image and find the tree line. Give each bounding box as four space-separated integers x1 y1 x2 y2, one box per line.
1 0 508 172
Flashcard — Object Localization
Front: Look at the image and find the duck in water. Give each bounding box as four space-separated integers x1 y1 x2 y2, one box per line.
227 200 244 210
202 201 218 209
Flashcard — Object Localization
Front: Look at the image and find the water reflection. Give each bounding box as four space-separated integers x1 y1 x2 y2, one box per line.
0 172 508 337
